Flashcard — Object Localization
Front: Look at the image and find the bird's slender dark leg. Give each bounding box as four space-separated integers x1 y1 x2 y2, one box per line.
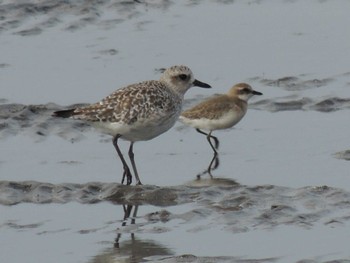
206 131 220 176
196 128 219 149
195 129 220 179
195 128 220 170
128 142 142 185
113 135 132 185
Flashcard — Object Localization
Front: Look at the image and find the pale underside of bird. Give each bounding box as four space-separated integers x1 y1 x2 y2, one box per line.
180 83 262 178
53 65 211 185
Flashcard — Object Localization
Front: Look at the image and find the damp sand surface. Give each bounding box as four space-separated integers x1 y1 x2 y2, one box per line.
1 1 350 263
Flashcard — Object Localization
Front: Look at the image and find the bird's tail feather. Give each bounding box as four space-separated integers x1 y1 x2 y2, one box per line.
52 109 76 118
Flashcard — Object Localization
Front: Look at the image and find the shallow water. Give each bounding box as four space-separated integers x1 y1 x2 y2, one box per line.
2 182 350 262
1 1 350 263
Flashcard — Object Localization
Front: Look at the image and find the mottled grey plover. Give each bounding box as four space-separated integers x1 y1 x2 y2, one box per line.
53 65 211 185
179 83 262 177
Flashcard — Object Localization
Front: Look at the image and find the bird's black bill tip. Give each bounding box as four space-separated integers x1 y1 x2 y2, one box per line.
193 79 211 88
252 90 263 96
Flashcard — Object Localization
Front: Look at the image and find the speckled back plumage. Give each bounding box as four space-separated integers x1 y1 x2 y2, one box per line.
70 80 182 124
53 65 211 141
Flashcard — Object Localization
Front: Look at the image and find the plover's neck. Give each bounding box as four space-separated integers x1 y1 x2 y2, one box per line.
159 75 190 97
162 82 186 99
227 96 248 113
235 94 251 102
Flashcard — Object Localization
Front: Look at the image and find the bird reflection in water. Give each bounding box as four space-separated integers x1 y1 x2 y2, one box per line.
90 204 173 263
99 204 173 263
114 204 138 249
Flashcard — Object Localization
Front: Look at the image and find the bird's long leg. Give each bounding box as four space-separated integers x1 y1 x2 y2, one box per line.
196 128 219 149
112 135 132 185
196 128 220 170
128 142 142 185
195 129 220 179
205 131 220 177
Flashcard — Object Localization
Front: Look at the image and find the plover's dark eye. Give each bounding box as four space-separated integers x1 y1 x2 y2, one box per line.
240 88 251 94
178 74 188 81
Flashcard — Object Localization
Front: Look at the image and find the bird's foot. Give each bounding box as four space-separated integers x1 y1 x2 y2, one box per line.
196 168 214 180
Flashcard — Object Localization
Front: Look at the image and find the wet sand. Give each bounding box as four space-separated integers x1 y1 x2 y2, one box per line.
1 1 350 263
2 179 350 262
2 179 350 229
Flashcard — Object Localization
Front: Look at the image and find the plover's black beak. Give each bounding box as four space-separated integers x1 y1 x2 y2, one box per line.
252 90 263 95
193 79 211 88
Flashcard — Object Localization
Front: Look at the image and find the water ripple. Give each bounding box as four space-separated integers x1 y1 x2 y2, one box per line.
2 180 350 232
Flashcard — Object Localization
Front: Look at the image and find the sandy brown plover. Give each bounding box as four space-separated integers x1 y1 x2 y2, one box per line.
179 83 262 177
53 65 211 185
